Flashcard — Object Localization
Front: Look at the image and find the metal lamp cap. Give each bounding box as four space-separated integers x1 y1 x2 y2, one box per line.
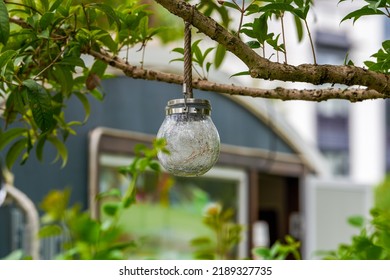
165 98 212 116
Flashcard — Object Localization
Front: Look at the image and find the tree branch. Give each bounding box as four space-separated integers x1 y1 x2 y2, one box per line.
9 1 388 102
87 49 386 102
154 0 390 96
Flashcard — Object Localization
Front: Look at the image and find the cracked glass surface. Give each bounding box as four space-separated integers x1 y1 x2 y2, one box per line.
157 114 220 177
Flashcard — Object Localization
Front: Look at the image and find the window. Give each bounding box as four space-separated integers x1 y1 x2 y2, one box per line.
98 154 248 259
315 31 351 176
88 127 251 259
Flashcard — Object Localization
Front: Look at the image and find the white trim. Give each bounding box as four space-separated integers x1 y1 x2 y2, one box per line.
303 176 373 259
5 184 40 260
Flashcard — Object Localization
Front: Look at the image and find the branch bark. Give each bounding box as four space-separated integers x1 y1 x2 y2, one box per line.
154 0 390 97
88 49 386 102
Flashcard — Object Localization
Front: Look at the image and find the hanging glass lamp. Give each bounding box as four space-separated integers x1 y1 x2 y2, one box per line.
157 21 220 177
157 98 220 177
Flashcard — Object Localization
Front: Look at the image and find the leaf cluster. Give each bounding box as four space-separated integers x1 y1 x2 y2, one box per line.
365 40 390 73
339 1 390 73
0 0 170 169
240 0 312 54
39 188 136 260
340 0 390 23
320 209 390 260
191 203 243 260
115 138 167 209
321 176 390 260
252 235 301 260
171 39 215 79
37 140 166 259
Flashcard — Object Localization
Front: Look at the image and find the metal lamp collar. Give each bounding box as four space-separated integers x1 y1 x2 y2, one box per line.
165 98 212 116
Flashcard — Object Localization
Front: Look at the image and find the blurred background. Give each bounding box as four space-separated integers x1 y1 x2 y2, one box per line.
1 0 389 259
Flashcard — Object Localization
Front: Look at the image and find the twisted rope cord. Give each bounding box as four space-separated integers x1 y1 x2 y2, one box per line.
183 21 193 99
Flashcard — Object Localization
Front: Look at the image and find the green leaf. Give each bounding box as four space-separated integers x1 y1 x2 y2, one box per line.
230 71 250 78
47 136 68 168
49 0 63 12
22 0 36 12
35 135 46 161
96 188 122 200
73 92 90 123
191 237 212 246
149 160 160 172
214 44 226 69
252 247 271 259
39 12 55 30
94 29 118 53
348 215 365 228
136 157 149 171
2 250 25 260
139 16 149 38
259 3 296 14
6 138 27 169
382 40 390 52
0 127 27 152
252 16 269 44
341 6 385 23
223 2 241 11
134 143 147 156
23 79 55 133
0 0 10 45
366 245 383 260
0 50 16 73
294 0 304 7
169 57 184 64
56 0 72 16
102 202 120 217
57 57 86 68
51 66 73 96
206 62 212 74
90 88 104 101
171 47 184 55
39 0 49 12
293 15 304 42
246 40 261 49
203 47 215 61
90 59 108 77
192 40 204 65
38 224 62 238
90 3 121 30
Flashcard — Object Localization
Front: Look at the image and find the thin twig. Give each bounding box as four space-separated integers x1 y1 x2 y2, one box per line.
4 1 42 15
280 13 288 64
82 4 91 31
33 48 66 79
237 0 245 35
304 19 317 64
385 6 390 17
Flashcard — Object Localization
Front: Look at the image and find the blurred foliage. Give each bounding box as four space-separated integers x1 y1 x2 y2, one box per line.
252 235 301 260
321 175 390 260
37 139 168 259
0 249 31 260
191 203 243 260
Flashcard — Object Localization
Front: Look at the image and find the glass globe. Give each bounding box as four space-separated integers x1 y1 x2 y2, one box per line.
157 98 220 177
